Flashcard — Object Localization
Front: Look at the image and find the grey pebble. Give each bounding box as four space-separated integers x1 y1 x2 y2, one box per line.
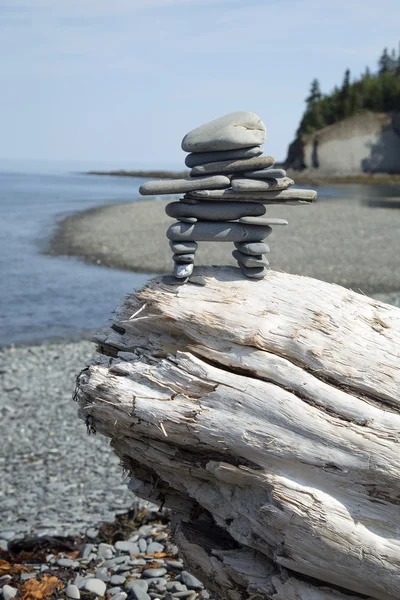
85 528 99 539
162 275 189 285
57 558 75 567
146 541 165 554
189 275 206 286
242 168 286 179
79 544 93 558
231 177 294 192
107 587 122 596
154 533 168 542
167 221 272 243
180 571 204 590
181 111 266 152
142 568 167 578
20 573 37 582
185 145 263 167
184 188 316 204
190 155 275 177
110 594 127 600
169 241 198 254
172 253 195 264
126 582 150 600
239 264 268 279
94 568 110 582
0 531 16 541
103 556 129 567
115 541 139 554
232 250 269 269
139 175 230 196
98 542 115 558
166 560 184 571
83 578 107 596
238 216 288 226
126 579 149 592
0 540 8 551
65 584 81 599
235 241 270 254
2 586 18 600
166 581 185 591
138 538 147 553
165 201 266 222
110 574 126 585
174 263 194 279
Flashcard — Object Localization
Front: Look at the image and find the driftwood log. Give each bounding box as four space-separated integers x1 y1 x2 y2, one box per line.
75 267 400 600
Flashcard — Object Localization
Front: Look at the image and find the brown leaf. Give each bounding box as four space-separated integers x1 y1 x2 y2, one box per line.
20 574 63 600
0 559 31 576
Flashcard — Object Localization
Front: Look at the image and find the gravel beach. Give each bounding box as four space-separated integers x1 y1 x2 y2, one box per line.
49 194 400 298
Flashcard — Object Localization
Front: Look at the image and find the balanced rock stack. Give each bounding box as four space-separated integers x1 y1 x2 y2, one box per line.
139 111 317 283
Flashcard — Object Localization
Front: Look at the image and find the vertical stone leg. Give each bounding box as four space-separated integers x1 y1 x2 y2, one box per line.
233 240 270 279
169 240 198 281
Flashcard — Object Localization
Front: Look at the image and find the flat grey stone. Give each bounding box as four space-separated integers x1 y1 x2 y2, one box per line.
166 560 184 570
185 146 263 168
83 578 107 596
115 541 139 554
166 201 265 221
20 574 37 582
110 574 126 586
238 216 288 226
172 253 195 263
127 584 150 600
110 593 127 600
142 568 167 578
189 275 206 286
169 241 198 254
180 571 204 590
185 188 317 203
126 579 149 592
232 250 269 268
0 531 15 541
239 264 268 279
98 542 114 558
139 175 230 196
231 177 294 192
3 585 18 600
182 111 266 152
79 544 93 559
65 584 80 599
167 221 272 243
234 241 270 255
242 168 286 179
174 263 194 279
162 275 188 285
107 587 122 596
191 155 275 177
57 558 75 567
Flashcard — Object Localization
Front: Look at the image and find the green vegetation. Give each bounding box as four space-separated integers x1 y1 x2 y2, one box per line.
297 45 400 137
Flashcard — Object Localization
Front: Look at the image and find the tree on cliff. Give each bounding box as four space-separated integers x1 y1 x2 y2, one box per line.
296 44 400 137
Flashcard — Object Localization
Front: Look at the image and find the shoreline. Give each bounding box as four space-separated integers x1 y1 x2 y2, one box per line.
47 195 400 300
87 168 400 185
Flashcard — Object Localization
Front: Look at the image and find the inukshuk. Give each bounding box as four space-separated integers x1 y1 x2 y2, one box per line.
139 111 317 282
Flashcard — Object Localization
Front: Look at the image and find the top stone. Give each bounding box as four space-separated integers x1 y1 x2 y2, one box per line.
181 111 266 153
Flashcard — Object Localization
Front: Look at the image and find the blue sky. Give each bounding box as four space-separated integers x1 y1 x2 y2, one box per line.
1 0 399 168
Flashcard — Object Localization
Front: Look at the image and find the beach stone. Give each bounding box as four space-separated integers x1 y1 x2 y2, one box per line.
138 538 147 552
242 168 286 179
0 540 8 551
98 542 114 558
166 560 184 571
180 571 204 590
169 241 198 254
231 177 294 192
166 201 265 222
232 250 269 268
2 586 18 600
127 584 150 600
139 175 230 196
65 584 80 599
172 253 195 263
83 578 107 596
107 588 122 596
181 111 266 152
167 221 272 243
126 579 149 593
110 575 126 586
115 541 139 554
142 568 167 578
190 155 275 177
174 263 194 279
185 188 316 203
185 145 263 167
239 216 288 226
85 528 99 539
0 531 15 541
189 275 206 286
162 275 189 285
79 544 93 558
239 264 268 279
111 593 127 600
235 241 270 255
57 558 75 567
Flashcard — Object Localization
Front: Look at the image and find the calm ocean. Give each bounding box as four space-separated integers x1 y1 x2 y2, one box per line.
0 169 150 346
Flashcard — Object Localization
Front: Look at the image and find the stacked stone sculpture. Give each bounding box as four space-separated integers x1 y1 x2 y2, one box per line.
139 111 317 283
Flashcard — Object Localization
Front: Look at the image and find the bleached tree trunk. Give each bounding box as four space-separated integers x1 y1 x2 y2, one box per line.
75 266 400 600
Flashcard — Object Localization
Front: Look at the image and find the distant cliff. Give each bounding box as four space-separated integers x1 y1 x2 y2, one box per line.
286 111 400 174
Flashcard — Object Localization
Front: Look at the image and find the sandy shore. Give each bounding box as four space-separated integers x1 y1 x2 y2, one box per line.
49 195 400 297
